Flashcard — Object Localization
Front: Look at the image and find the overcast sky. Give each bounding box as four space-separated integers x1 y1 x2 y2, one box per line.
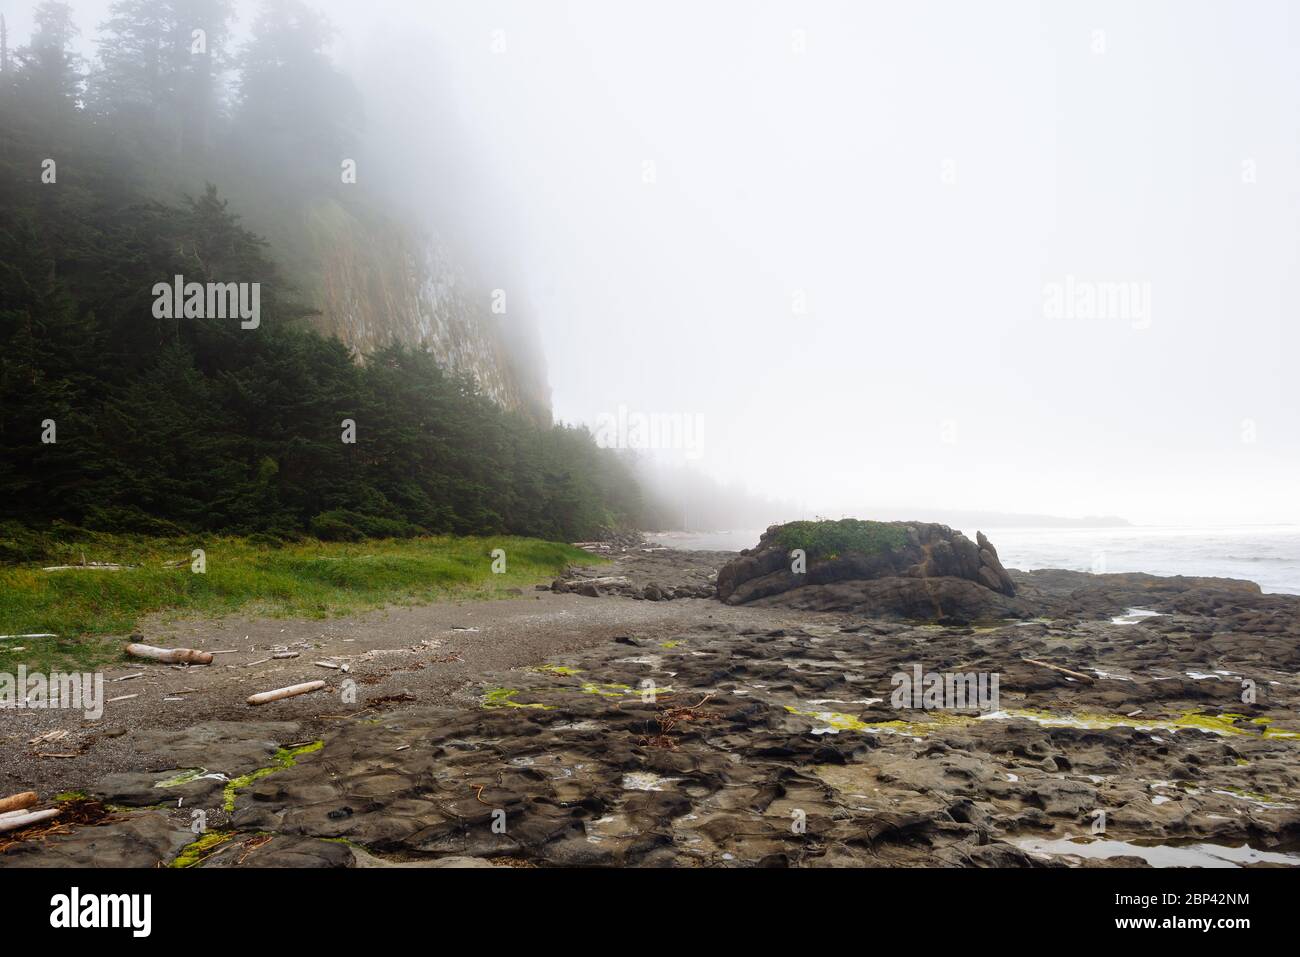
14 0 1299 526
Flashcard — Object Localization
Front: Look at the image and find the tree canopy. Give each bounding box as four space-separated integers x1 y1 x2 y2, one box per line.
0 1 652 543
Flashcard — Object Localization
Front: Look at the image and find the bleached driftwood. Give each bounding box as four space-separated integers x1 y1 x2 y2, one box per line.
0 808 59 833
124 643 214 665
0 791 38 815
1022 658 1096 685
246 680 326 706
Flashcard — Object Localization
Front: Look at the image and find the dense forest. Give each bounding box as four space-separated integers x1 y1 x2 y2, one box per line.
0 0 656 544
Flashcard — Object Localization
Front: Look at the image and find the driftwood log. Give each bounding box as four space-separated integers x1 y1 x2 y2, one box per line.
0 792 38 815
1022 658 1096 685
0 808 60 834
124 643 214 665
246 680 326 706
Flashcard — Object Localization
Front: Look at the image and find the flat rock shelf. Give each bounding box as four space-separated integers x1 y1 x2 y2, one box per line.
2 545 1298 868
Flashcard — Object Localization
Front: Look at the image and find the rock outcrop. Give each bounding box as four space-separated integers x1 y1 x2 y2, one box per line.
5 545 1298 869
551 545 727 600
716 520 1020 622
240 195 552 423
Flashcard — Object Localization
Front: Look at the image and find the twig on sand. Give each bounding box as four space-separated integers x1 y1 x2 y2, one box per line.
27 730 68 747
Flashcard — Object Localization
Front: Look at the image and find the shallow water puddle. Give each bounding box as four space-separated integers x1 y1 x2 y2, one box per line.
1012 835 1300 868
622 771 680 791
1111 608 1163 625
552 719 602 732
1207 787 1297 810
154 768 228 788
1090 669 1135 682
586 812 638 843
807 698 884 707
614 654 664 668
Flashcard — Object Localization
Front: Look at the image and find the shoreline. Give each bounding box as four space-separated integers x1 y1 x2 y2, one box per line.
648 526 1300 596
2 545 1298 868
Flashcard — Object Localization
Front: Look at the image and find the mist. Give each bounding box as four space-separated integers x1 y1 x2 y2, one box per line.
6 0 1300 889
10 0 1299 527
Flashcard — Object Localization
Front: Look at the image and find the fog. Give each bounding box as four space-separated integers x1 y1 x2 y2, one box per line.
18 0 1299 527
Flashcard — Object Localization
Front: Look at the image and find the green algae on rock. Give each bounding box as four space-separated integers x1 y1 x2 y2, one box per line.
528 665 583 676
153 769 212 789
985 708 1300 738
481 687 552 710
170 830 234 869
784 703 1300 741
222 741 324 813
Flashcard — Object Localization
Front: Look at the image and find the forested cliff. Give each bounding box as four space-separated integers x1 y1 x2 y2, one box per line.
0 0 639 542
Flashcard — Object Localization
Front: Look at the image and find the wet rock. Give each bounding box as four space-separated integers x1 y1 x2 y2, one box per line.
553 550 726 600
0 810 191 868
96 771 225 808
13 558 1300 869
716 521 1020 620
202 834 356 868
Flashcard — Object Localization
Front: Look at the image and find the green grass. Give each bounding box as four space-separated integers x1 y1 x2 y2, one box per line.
771 519 910 562
0 533 599 673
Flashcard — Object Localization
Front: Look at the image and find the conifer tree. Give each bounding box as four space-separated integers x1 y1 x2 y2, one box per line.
13 1 82 112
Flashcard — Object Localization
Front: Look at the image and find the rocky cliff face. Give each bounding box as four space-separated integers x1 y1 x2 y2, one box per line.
292 198 551 422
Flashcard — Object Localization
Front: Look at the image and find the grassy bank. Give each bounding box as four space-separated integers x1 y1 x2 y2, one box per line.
0 533 599 672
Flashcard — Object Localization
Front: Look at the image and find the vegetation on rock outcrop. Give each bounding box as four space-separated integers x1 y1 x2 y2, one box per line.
771 519 910 561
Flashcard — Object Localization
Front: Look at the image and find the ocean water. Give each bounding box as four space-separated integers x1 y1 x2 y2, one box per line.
647 525 1300 596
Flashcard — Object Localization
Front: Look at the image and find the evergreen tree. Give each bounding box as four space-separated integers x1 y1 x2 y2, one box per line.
234 0 362 192
87 0 234 156
13 1 82 112
2 14 11 81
